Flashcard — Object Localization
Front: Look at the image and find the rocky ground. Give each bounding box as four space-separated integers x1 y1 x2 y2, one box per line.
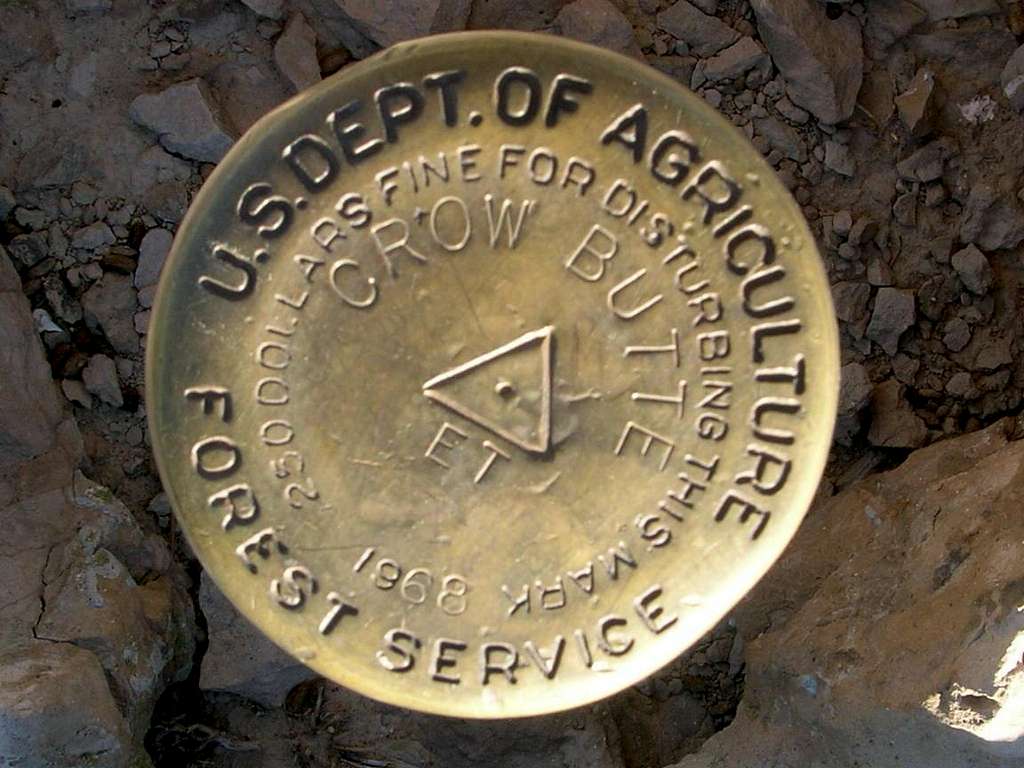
2 0 1024 766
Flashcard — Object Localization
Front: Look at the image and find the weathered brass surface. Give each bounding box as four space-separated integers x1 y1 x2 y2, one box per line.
147 31 839 718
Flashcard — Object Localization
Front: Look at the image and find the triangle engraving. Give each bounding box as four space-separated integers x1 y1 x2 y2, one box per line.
422 326 554 454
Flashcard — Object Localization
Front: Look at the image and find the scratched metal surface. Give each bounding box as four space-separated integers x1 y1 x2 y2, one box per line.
147 31 838 718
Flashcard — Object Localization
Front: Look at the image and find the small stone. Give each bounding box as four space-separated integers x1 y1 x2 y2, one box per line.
274 13 321 93
335 0 471 48
867 379 927 448
161 53 191 72
15 207 48 230
824 140 854 176
924 182 947 208
556 0 643 58
61 378 93 408
832 281 872 324
950 244 993 295
754 115 805 162
866 287 915 355
65 0 112 13
150 40 171 59
657 1 740 57
134 310 151 335
893 192 917 226
774 95 809 124
149 493 172 529
239 0 284 18
867 253 894 286
958 183 1024 252
129 78 235 164
945 371 974 398
943 318 972 352
138 285 157 309
895 138 954 182
895 68 937 136
9 233 48 267
892 353 920 384
704 37 770 83
917 274 958 321
835 362 872 446
70 181 97 206
82 354 123 407
258 18 283 39
0 644 131 768
0 185 14 219
71 221 115 251
33 308 62 334
81 273 139 355
1002 43 1024 110
832 210 853 236
702 88 723 108
848 217 878 247
751 0 863 124
135 228 173 290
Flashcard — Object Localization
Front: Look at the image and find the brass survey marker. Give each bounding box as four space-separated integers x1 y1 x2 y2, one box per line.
147 32 839 718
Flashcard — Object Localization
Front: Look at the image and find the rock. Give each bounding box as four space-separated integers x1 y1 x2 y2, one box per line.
676 419 1024 767
0 185 14 219
914 0 1000 20
1002 44 1024 110
952 327 1013 373
754 115 805 161
129 79 235 164
951 244 993 295
65 0 112 13
831 280 871 325
35 527 195 738
274 12 321 93
864 0 927 51
0 643 132 768
896 138 955 182
81 273 139 355
867 379 927 448
657 1 740 57
336 0 472 48
945 370 975 398
61 378 93 408
0 246 62 461
703 37 771 83
466 0 566 31
893 191 917 227
134 228 173 290
774 95 809 124
555 0 643 59
943 318 972 352
750 0 863 124
82 354 123 407
917 274 958 321
823 140 854 176
895 68 937 137
239 0 284 18
199 571 315 707
71 221 115 251
832 209 853 236
866 286 915 355
8 232 47 267
835 362 872 446
959 183 1024 252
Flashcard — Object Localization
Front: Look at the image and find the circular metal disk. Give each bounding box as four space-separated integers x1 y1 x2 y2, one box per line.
148 31 838 718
